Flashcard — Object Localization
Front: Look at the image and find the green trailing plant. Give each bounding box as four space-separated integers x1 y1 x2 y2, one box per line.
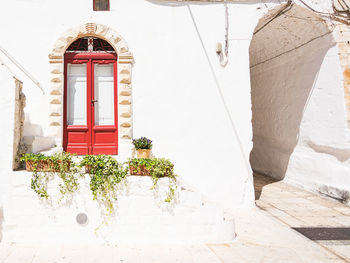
30 170 52 199
149 158 177 203
129 158 154 175
22 153 51 199
132 137 152 150
21 152 80 201
79 155 128 216
51 152 81 201
23 152 177 220
21 153 48 162
128 158 178 203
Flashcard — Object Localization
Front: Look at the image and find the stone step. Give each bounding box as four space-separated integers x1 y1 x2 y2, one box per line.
23 136 55 153
3 171 235 244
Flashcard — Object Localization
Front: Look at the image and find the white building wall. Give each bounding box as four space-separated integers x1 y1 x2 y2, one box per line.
0 64 19 240
0 0 348 209
0 65 16 172
0 0 262 208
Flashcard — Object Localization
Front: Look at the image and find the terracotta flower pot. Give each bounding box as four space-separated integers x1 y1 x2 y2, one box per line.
136 149 151 158
25 160 70 172
129 165 150 176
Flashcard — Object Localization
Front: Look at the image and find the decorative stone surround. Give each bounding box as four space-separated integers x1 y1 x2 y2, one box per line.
334 23 350 127
13 79 26 170
48 23 134 148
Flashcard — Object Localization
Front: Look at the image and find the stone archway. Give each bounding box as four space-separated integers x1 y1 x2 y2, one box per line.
48 23 134 150
249 4 350 201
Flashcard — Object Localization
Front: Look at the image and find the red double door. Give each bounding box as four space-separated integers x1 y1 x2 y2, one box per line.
63 53 118 155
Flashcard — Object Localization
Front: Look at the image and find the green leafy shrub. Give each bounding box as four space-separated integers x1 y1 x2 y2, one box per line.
79 155 128 215
23 152 176 219
21 152 79 200
128 158 177 202
21 153 48 162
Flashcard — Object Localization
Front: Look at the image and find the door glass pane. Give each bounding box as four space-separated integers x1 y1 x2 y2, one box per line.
67 64 87 125
94 63 115 125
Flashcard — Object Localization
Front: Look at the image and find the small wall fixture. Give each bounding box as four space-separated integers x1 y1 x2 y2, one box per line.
76 212 88 226
216 42 223 55
216 42 228 67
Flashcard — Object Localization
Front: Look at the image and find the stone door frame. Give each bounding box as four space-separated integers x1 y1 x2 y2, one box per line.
48 23 134 151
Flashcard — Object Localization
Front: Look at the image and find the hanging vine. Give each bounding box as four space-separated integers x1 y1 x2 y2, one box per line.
21 152 80 201
128 158 178 203
79 155 128 216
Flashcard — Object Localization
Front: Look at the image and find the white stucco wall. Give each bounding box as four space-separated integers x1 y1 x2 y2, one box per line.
0 0 262 209
0 64 19 240
0 64 16 172
0 0 348 210
3 172 235 244
250 4 350 203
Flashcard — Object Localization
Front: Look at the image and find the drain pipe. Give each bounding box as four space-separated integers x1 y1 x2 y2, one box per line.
0 45 45 94
216 0 229 67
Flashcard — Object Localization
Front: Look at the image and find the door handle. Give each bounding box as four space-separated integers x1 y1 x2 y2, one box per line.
91 99 98 106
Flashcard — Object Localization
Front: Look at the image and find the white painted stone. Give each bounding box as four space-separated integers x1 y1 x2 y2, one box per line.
0 65 17 170
2 171 235 244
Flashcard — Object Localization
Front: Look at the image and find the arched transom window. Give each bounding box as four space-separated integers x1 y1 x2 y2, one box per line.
66 37 115 53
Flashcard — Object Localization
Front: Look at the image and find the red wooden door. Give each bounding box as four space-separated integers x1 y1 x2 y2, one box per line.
63 53 118 155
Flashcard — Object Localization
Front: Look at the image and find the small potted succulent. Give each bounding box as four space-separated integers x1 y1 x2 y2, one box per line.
132 137 152 158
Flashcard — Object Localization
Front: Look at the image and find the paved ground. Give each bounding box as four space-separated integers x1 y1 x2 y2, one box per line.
254 173 350 262
0 173 349 262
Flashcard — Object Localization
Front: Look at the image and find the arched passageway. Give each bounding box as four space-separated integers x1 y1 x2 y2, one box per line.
248 4 347 199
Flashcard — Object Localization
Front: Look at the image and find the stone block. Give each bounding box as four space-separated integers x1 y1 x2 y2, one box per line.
120 126 132 139
51 74 63 83
338 42 349 52
96 24 109 36
49 115 62 126
105 30 121 44
50 98 61 105
119 84 131 96
343 68 350 81
119 104 132 118
49 103 62 116
120 75 131 84
115 40 129 54
120 118 132 128
119 96 132 105
85 23 97 34
50 64 63 74
51 82 63 92
50 89 61 95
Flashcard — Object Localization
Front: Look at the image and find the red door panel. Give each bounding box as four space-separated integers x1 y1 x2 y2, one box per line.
91 60 118 155
63 53 118 155
66 126 89 155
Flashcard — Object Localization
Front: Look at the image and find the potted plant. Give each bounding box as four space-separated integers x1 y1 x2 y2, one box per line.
21 152 72 172
132 137 152 158
128 157 177 202
129 158 152 176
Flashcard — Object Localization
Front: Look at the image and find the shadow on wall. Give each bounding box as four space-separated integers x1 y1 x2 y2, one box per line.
249 4 335 180
254 172 277 200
